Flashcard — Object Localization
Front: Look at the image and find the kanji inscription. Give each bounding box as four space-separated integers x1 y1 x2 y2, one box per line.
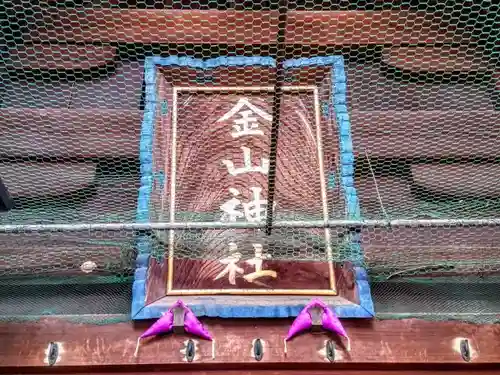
162 86 341 294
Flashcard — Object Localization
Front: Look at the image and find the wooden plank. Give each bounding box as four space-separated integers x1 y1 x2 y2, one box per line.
355 176 500 275
411 164 500 198
356 173 500 221
2 108 498 160
350 110 500 159
381 46 492 73
0 176 138 276
0 108 141 158
0 162 96 198
6 44 117 71
286 10 460 45
362 225 500 274
0 175 138 224
18 371 500 375
0 232 134 277
29 9 460 45
30 9 278 44
347 62 494 111
2 60 143 109
0 318 499 367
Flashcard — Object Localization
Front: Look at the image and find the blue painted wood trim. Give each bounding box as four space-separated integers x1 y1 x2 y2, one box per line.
133 267 373 319
132 55 373 319
132 56 275 319
132 56 157 318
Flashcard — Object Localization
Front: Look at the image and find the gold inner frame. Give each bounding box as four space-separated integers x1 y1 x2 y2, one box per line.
164 85 337 296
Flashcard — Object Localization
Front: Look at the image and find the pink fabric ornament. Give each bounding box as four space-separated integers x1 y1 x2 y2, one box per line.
137 310 174 342
134 300 215 358
183 302 213 341
284 299 350 354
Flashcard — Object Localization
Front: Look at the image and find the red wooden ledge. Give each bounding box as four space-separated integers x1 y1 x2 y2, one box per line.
0 318 499 368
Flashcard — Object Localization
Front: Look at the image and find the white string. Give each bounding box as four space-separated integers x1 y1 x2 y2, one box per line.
345 336 351 352
365 150 389 221
284 339 287 355
212 339 216 359
134 337 141 357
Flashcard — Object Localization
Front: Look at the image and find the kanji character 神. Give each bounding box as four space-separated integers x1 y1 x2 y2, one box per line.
219 186 274 223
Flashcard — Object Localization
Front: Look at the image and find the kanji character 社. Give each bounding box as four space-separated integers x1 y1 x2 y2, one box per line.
214 243 244 285
243 243 277 283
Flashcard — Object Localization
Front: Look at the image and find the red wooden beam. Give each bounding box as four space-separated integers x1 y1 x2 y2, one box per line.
0 232 133 276
2 109 498 160
0 162 97 198
6 44 117 71
350 110 500 159
0 318 499 369
286 11 461 45
381 46 492 73
0 109 141 158
29 9 461 45
411 164 500 198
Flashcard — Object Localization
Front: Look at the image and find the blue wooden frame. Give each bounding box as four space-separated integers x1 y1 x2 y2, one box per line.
132 55 374 320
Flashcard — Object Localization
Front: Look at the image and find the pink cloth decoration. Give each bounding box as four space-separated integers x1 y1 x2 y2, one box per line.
181 301 213 341
285 303 314 341
140 309 174 339
135 300 214 357
284 298 350 352
143 300 213 341
322 305 349 340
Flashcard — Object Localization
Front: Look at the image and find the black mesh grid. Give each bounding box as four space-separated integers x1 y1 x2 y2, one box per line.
0 0 499 323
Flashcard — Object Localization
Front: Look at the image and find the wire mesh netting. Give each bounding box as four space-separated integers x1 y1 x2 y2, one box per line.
1 0 499 323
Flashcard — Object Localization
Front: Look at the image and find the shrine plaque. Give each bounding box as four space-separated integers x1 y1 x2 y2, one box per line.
133 56 374 319
159 85 342 296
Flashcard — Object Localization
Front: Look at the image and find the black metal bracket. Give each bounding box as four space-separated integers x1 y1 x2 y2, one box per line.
0 176 14 212
185 339 196 362
325 340 336 362
46 342 59 366
460 338 471 362
253 338 264 361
